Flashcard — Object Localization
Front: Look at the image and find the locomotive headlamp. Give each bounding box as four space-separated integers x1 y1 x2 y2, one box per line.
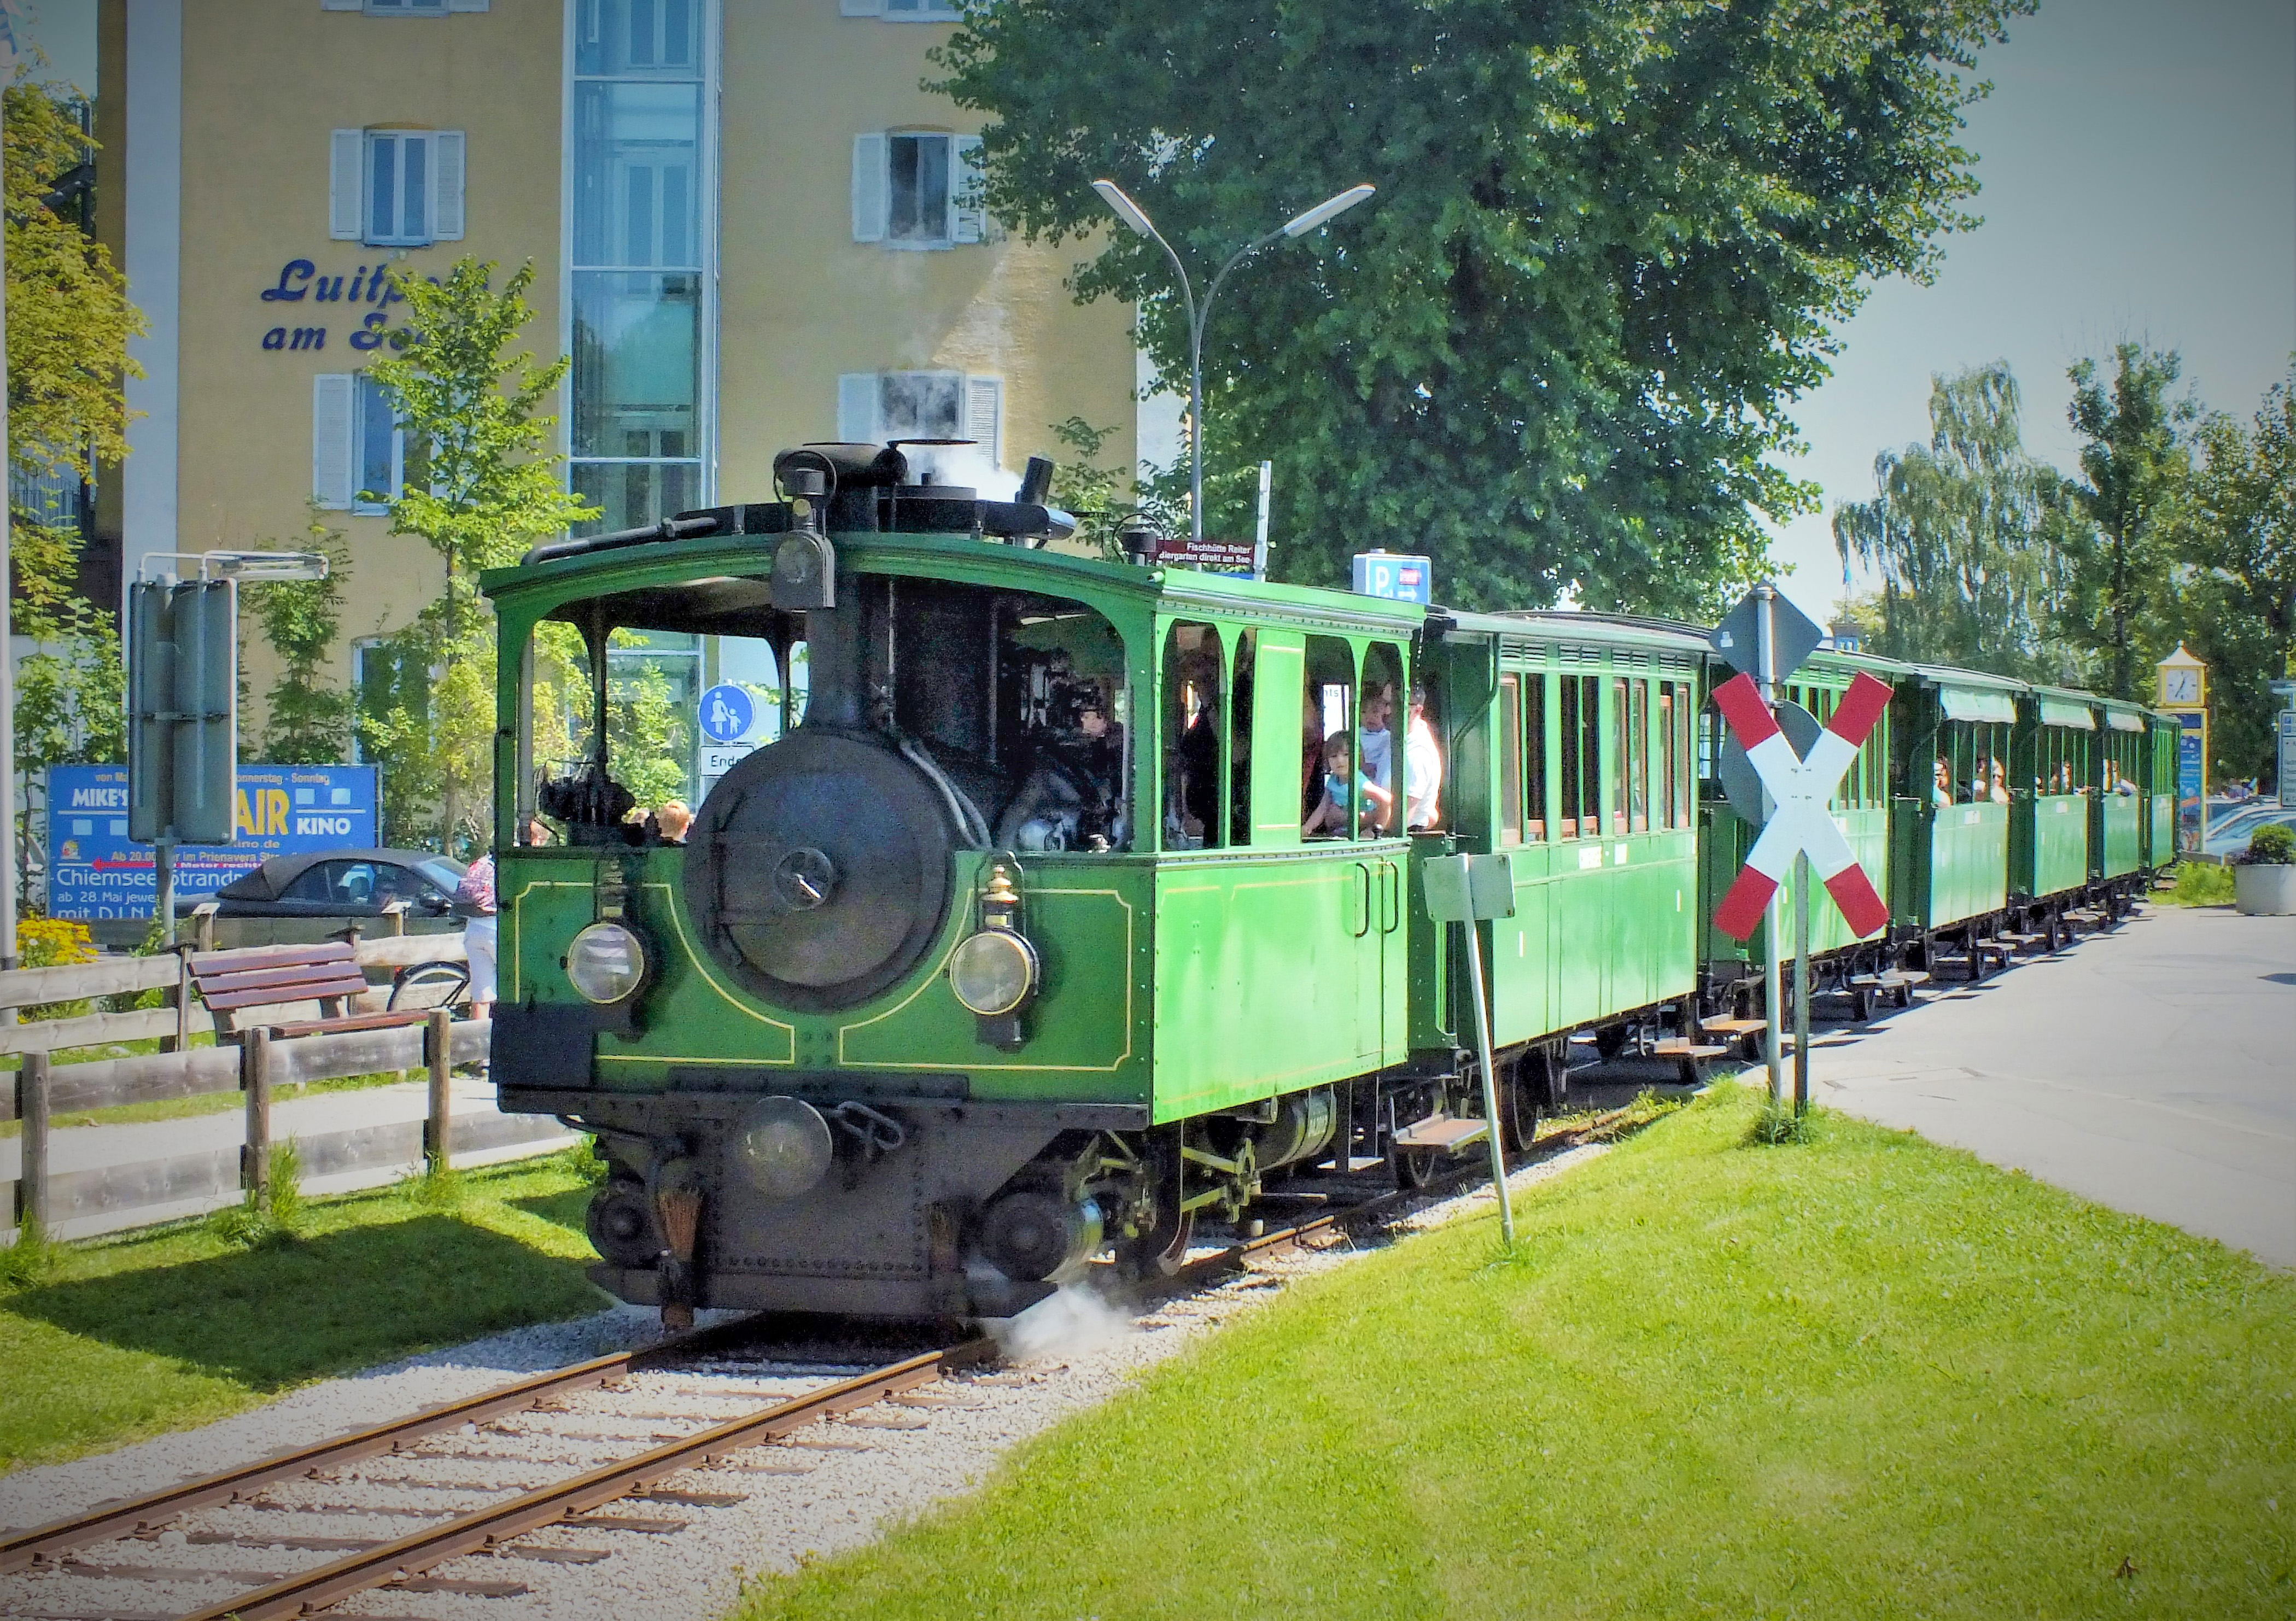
949 927 1039 1017
566 921 648 1004
733 1096 835 1201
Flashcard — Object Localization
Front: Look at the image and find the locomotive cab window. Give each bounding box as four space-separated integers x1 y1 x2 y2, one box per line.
1162 622 1225 850
519 572 1134 855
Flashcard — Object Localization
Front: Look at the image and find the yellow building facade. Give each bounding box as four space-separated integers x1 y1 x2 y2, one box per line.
102 0 1148 756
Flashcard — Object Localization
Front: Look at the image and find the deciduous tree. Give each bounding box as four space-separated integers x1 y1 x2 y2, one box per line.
362 260 595 852
2167 362 2294 788
934 0 2031 617
2063 343 2196 699
1832 362 2081 681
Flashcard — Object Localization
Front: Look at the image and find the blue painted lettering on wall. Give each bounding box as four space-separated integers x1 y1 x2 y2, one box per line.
46 764 381 920
257 260 431 352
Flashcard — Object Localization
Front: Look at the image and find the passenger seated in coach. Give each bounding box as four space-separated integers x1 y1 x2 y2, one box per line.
1989 760 2011 804
1932 758 1954 808
1303 730 1392 838
1357 683 1398 832
657 800 692 844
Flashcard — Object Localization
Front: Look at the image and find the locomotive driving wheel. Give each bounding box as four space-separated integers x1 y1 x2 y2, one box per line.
1114 1129 1194 1280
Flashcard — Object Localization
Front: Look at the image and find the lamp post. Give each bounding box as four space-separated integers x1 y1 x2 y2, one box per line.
1091 179 1374 546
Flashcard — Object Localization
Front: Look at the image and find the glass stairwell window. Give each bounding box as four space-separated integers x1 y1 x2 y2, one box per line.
569 0 709 535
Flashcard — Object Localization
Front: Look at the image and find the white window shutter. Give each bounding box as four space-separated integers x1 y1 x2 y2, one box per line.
951 134 985 245
329 130 364 240
965 376 1001 467
432 131 465 240
838 374 879 442
839 0 884 14
313 374 356 510
850 133 887 243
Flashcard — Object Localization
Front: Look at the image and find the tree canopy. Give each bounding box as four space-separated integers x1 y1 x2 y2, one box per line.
1832 362 2084 682
934 0 2032 617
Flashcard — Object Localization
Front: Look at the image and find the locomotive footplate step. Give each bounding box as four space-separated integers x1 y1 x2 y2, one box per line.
1699 1016 1768 1036
1392 1114 1489 1152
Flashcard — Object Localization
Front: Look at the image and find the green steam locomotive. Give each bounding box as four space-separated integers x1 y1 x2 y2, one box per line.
482 441 2177 1321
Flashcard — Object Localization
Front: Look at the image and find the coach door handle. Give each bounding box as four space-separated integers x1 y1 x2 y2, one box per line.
1352 863 1372 937
1378 859 1400 933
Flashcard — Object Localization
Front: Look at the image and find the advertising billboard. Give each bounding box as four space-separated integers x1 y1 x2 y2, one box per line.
46 764 380 920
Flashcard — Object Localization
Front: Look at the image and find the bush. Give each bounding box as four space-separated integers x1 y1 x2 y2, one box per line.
2239 822 2295 866
2167 861 2237 906
15 916 95 1023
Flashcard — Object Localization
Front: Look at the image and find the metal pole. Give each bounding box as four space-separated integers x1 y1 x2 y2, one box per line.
1755 585 1784 1108
0 84 17 988
1793 849 1812 1116
156 836 176 948
1460 917 1515 1245
1253 460 1272 580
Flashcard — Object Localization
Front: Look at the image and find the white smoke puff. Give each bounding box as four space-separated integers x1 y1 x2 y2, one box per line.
989 1283 1137 1364
905 443 1022 501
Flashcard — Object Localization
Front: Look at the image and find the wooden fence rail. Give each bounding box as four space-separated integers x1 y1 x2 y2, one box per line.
1 929 536 1244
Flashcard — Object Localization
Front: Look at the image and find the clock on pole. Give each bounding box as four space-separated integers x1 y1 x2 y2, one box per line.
2155 645 2209 853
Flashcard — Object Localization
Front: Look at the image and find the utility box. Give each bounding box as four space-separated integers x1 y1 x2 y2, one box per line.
128 579 239 846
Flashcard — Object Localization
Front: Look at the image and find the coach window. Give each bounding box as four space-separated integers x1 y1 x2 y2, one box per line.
1524 674 1549 840
1498 674 1523 846
1162 622 1225 850
1608 678 1629 835
1628 680 1650 832
1658 681 1681 828
1229 630 1257 846
1359 642 1405 835
1302 636 1356 839
1558 672 1600 836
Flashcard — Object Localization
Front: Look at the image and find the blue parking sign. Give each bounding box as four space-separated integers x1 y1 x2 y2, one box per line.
699 684 755 745
1352 551 1433 605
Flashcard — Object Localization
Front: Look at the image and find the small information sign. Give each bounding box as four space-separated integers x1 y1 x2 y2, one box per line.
1158 536 1259 573
2278 710 2295 810
47 763 379 920
1352 551 1432 605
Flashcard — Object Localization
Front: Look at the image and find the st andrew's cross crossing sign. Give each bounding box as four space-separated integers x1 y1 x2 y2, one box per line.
1710 669 1894 943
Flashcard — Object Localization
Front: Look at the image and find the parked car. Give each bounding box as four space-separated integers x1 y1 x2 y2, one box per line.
176 849 469 947
2202 807 2296 861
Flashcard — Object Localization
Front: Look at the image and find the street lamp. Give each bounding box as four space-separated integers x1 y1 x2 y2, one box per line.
1091 178 1375 547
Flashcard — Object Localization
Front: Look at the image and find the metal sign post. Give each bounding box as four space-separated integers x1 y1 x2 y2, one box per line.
1423 852 1516 1244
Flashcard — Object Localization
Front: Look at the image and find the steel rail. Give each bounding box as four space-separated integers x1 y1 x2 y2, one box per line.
171 1337 994 1621
0 1314 770 1575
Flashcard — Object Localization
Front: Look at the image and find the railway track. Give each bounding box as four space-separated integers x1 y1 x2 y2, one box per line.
0 1099 1648 1621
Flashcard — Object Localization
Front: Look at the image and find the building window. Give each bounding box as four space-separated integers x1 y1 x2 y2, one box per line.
312 372 404 512
329 128 465 245
365 0 448 13
352 638 429 764
836 371 1001 465
850 131 985 248
839 0 960 16
569 0 712 536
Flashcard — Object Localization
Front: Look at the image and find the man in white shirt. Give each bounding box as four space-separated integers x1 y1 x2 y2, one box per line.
1405 683 1443 830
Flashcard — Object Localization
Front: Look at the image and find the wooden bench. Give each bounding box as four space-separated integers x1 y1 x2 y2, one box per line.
186 941 430 1042
1650 1037 1731 1084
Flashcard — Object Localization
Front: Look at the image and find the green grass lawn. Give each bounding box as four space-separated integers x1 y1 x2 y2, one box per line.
735 1087 2295 1621
0 1152 608 1472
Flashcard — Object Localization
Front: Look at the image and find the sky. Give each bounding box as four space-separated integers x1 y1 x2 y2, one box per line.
1758 0 2296 627
16 0 2291 633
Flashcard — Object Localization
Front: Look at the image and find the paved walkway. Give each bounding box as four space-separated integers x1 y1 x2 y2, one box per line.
1804 903 2296 1267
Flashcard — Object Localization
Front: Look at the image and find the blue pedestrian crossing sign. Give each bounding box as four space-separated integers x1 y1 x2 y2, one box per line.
699 683 755 744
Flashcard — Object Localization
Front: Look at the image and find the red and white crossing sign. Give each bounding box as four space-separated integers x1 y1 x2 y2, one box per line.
1711 670 1894 942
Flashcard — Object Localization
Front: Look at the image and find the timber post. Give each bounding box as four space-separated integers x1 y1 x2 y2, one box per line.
18 1051 49 1233
241 1028 272 1201
424 1008 453 1170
